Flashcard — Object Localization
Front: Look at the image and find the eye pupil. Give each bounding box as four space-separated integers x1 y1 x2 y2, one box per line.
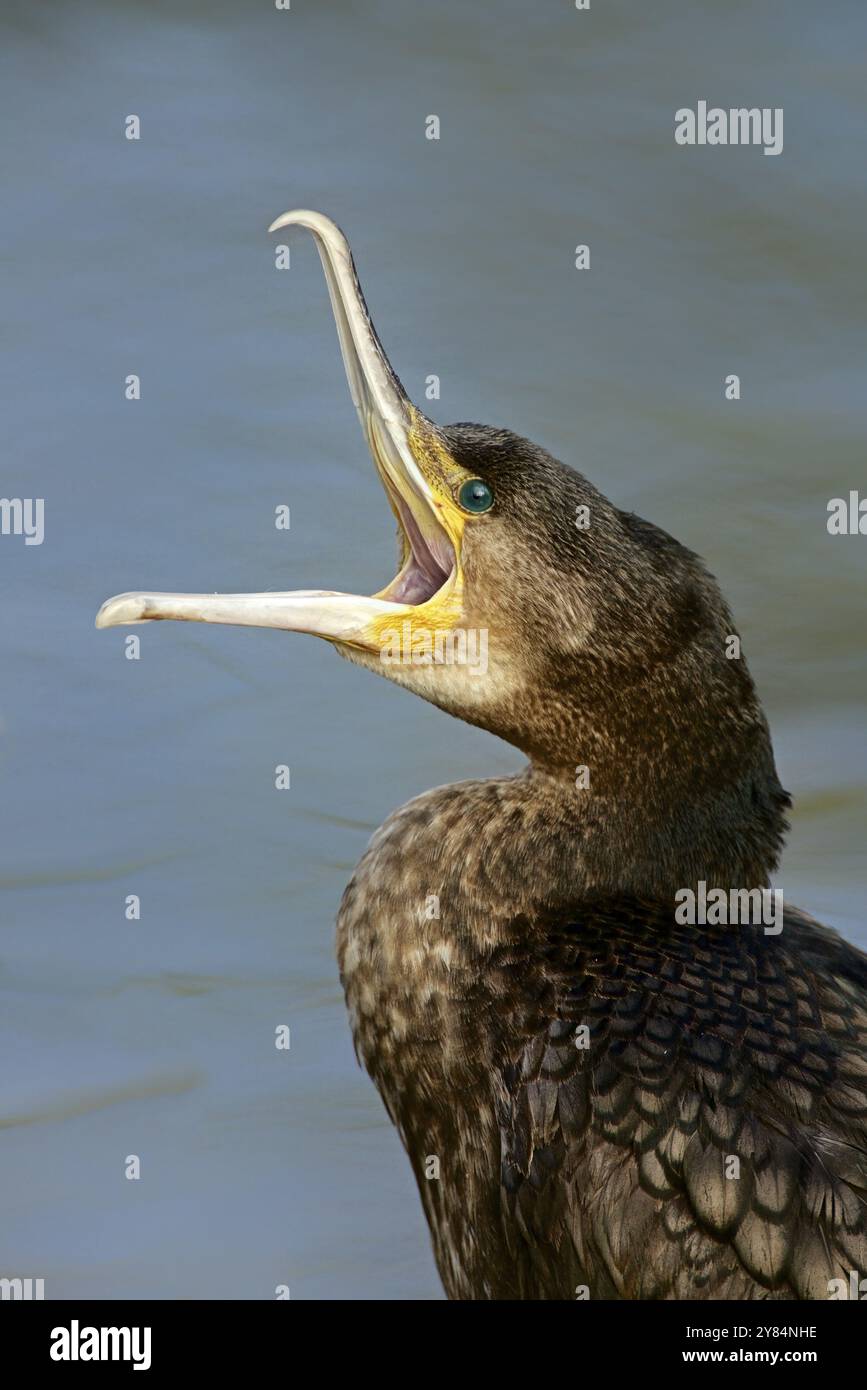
459 478 494 513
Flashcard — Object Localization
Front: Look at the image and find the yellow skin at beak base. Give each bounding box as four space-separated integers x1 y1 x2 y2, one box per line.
366 406 472 651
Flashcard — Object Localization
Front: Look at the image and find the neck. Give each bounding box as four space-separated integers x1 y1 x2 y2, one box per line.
446 757 789 919
471 640 791 903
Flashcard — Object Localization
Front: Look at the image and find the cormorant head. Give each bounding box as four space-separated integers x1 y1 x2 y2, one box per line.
97 211 789 890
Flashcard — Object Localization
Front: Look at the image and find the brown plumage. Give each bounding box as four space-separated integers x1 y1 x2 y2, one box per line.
96 211 867 1301
340 834 867 1298
332 424 867 1301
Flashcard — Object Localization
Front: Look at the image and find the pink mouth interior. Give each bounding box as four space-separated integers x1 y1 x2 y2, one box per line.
384 494 454 605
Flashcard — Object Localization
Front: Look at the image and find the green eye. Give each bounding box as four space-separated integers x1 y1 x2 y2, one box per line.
458 478 494 514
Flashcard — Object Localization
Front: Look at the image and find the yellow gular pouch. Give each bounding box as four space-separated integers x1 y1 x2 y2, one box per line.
367 587 466 669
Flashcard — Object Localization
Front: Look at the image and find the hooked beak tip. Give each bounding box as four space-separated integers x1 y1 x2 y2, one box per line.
96 593 150 629
267 208 327 237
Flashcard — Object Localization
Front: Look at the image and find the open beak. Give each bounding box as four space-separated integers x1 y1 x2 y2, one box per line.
96 210 470 653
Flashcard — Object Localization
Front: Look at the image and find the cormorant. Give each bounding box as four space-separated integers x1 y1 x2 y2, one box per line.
97 211 867 1300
